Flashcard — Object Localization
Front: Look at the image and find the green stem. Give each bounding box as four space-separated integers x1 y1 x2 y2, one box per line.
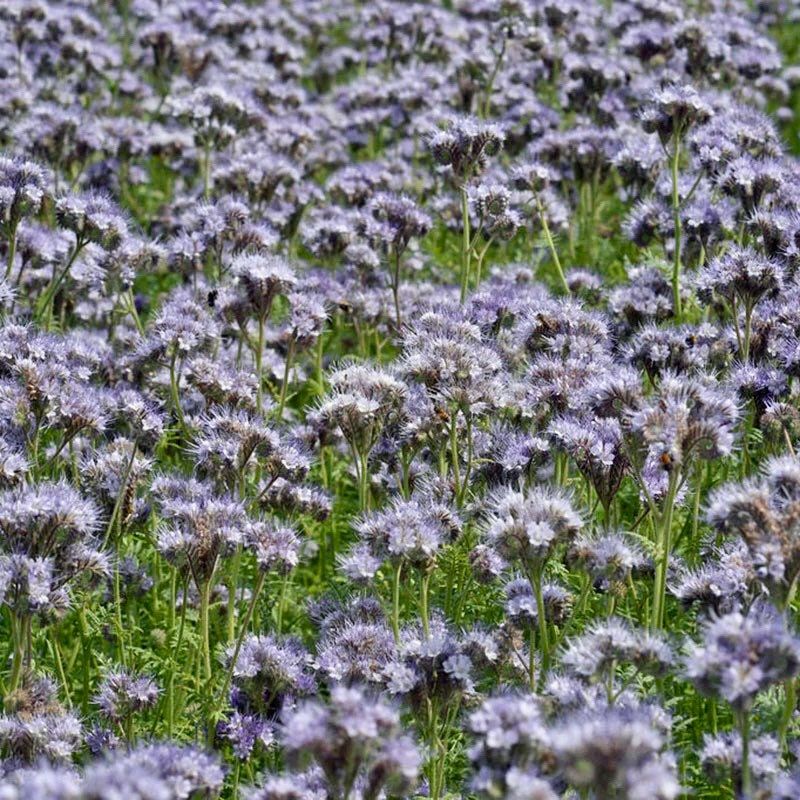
167 577 189 737
232 762 241 799
607 594 617 618
691 462 703 565
358 449 370 512
202 142 212 199
77 605 91 715
277 338 295 419
125 288 145 336
314 334 324 395
255 315 265 413
742 300 753 363
426 699 443 800
169 347 188 431
7 614 24 701
45 427 83 470
449 413 461 495
459 186 471 303
399 448 412 499
652 471 679 630
391 249 402 330
457 411 473 508
537 198 569 295
784 427 796 458
113 553 127 668
215 571 267 716
739 709 752 799
528 624 536 690
433 699 460 800
473 237 495 290
481 38 506 117
420 570 431 639
102 439 138 548
779 678 796 754
198 580 213 686
670 134 683 321
391 561 403 644
4 221 18 282
226 547 242 643
276 572 290 634
50 633 72 707
38 238 85 329
531 567 550 677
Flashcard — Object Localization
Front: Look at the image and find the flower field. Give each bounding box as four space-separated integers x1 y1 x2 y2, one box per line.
3 1 800 798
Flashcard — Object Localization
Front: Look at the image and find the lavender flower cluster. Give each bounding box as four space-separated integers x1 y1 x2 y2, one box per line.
3 0 800 797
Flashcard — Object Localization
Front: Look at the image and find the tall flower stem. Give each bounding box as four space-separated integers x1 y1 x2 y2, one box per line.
6 613 25 701
429 699 460 800
449 413 461 498
426 699 445 800
459 186 472 302
742 300 754 363
197 579 213 687
391 249 403 330
50 633 71 707
456 411 473 508
124 288 145 336
167 576 188 737
530 565 550 677
536 198 570 295
202 142 212 199
779 678 796 753
255 315 266 413
276 573 290 633
481 37 506 117
38 237 86 330
4 220 18 282
77 605 91 714
225 547 242 643
277 338 295 418
215 570 266 718
113 550 128 668
669 132 683 321
420 569 431 639
473 237 495 290
528 624 536 690
391 561 403 643
102 440 138 548
737 709 752 799
314 334 325 395
651 471 679 630
357 449 370 512
169 347 188 432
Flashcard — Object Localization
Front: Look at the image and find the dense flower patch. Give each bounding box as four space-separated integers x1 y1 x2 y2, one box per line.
2 0 800 797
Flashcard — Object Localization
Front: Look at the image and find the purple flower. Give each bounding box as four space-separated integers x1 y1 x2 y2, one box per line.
80 741 224 799
231 252 297 320
281 685 420 800
705 457 800 606
560 618 673 681
245 520 302 574
219 710 274 761
427 115 505 179
482 485 582 569
93 669 160 724
685 606 800 711
550 706 680 799
640 84 713 143
226 634 315 717
349 495 460 571
466 693 551 800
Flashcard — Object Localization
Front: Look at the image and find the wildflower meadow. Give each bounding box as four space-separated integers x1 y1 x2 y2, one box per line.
3 1 800 798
